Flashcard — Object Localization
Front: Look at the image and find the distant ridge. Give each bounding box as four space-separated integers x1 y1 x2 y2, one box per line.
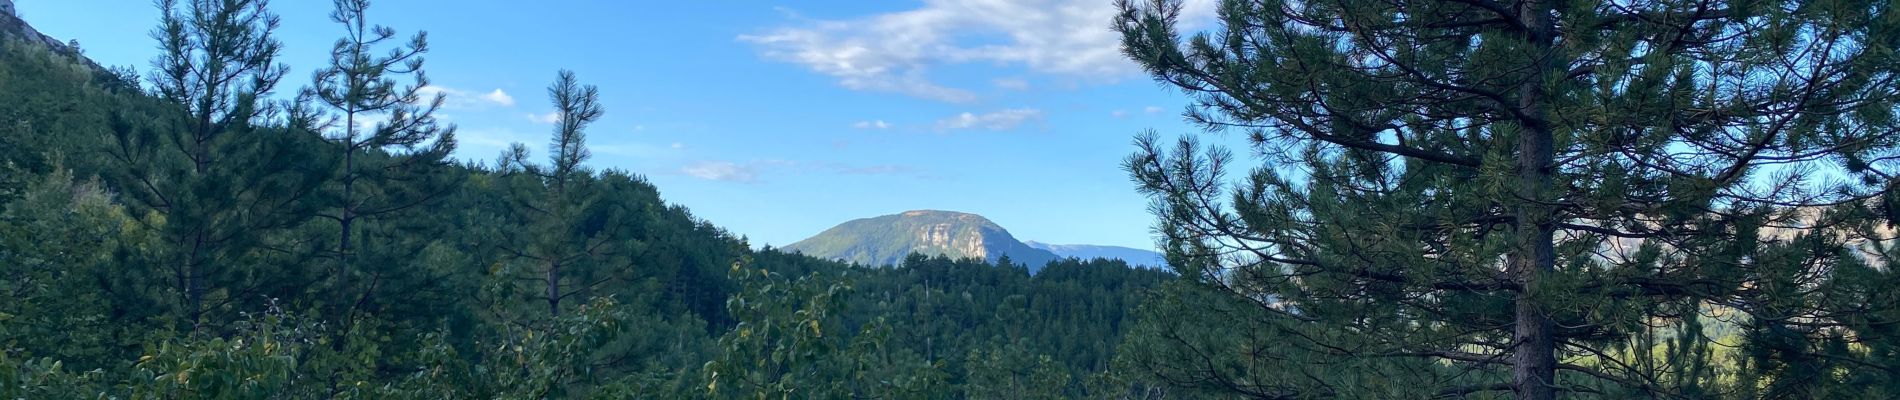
1024 241 1166 269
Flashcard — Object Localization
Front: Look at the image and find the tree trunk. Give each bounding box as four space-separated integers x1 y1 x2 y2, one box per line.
186 119 210 331
1510 232 1557 400
337 47 367 312
547 260 561 316
186 230 206 331
339 106 361 327
1511 0 1558 398
340 112 355 287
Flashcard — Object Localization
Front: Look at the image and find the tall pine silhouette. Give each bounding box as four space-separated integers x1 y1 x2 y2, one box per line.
496 70 617 318
300 0 458 329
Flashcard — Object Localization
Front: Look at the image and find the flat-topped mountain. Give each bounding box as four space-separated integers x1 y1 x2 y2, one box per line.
783 210 1061 271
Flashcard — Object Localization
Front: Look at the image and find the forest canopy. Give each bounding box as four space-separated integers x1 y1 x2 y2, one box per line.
0 1 1173 398
6 0 1900 399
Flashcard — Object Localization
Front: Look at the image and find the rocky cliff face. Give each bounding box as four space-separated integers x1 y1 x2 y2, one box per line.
784 210 1061 272
1 1 90 60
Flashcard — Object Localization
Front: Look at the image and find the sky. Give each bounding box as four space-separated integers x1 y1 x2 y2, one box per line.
15 0 1233 250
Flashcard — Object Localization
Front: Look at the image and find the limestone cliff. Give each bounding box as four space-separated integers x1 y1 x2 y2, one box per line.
783 210 1061 272
1 1 102 69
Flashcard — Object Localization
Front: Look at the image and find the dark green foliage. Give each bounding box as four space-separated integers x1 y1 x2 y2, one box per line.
0 6 1177 397
830 253 1173 396
104 0 330 332
0 37 134 185
1115 0 1900 398
1115 281 1463 399
963 340 1071 400
28 0 1899 397
297 0 460 338
0 169 123 370
494 70 618 319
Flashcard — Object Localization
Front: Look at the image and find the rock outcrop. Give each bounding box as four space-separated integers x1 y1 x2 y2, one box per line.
784 210 1061 272
1 1 102 69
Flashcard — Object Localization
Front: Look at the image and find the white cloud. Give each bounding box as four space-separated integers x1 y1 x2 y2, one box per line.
853 120 892 129
416 86 516 109
740 24 976 102
993 77 1030 90
936 108 1043 131
345 113 392 132
526 112 562 124
480 89 516 107
1111 109 1129 118
1144 106 1165 114
740 0 1219 102
682 161 760 183
671 142 686 150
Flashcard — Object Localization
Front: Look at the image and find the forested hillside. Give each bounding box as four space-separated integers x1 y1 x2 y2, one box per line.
11 0 1900 398
0 1 1175 398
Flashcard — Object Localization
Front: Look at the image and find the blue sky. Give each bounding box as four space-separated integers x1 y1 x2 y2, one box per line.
17 0 1230 250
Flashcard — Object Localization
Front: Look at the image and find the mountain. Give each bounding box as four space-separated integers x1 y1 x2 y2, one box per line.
784 210 1060 271
2 0 111 81
1024 241 1166 269
2 1 82 58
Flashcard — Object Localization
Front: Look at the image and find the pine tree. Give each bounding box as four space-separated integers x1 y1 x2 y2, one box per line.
963 340 1072 400
105 0 321 331
301 0 457 328
1116 0 1900 398
498 70 608 317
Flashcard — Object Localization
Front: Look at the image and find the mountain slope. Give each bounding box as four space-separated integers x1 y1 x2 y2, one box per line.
1025 241 1166 269
1 1 94 65
784 210 1060 271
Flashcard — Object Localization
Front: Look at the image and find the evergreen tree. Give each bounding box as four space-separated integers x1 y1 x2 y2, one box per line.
104 0 323 331
1117 0 1900 398
497 70 611 318
301 0 458 329
963 340 1071 400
